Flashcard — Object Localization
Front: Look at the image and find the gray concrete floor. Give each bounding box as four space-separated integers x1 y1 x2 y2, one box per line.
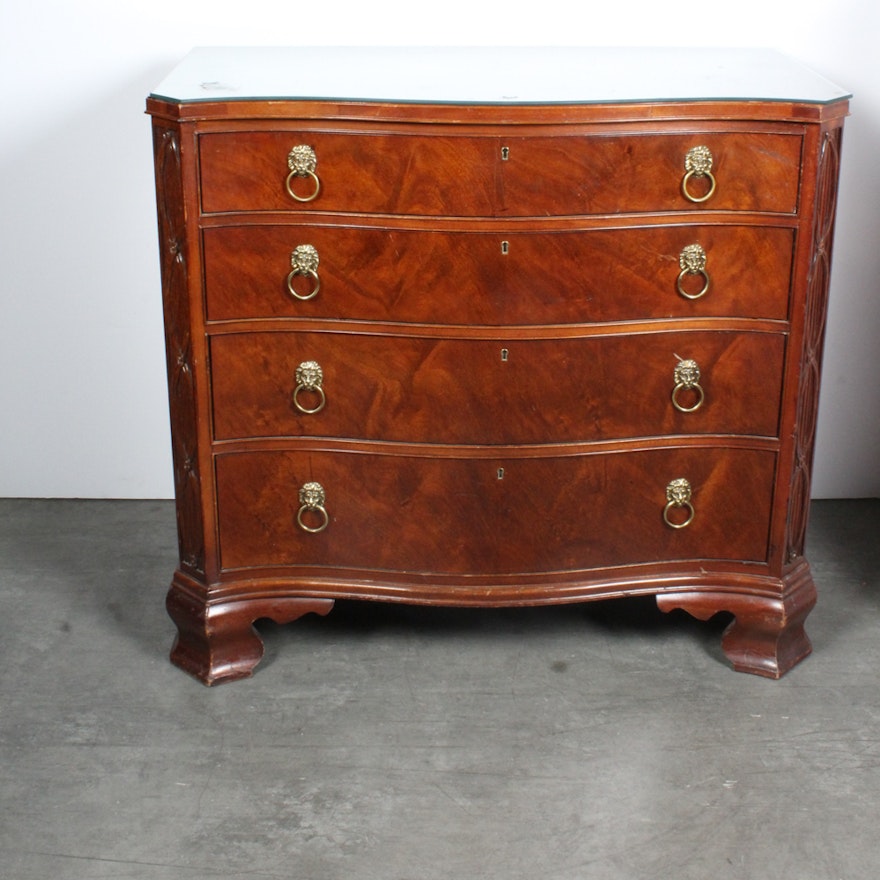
1 498 879 879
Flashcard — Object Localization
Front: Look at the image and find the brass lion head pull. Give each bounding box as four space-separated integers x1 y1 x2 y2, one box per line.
682 145 717 203
293 361 326 414
664 478 695 529
285 145 321 202
672 357 705 413
287 244 321 301
677 243 710 300
297 481 329 533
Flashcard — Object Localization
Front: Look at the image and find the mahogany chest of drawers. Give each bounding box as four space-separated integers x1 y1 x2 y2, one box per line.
147 48 849 684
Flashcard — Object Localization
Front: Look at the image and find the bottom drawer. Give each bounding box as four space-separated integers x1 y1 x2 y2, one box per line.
216 447 775 575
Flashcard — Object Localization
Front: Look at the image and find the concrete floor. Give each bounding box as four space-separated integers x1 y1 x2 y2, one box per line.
1 498 879 879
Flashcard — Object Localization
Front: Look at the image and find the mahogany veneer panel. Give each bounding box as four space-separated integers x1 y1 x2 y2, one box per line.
210 329 785 444
215 447 776 574
199 128 802 216
203 224 795 325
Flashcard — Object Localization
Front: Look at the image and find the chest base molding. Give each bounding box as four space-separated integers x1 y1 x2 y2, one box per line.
166 563 816 685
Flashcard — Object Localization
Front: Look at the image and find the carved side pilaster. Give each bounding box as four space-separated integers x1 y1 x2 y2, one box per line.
786 126 843 562
152 124 205 575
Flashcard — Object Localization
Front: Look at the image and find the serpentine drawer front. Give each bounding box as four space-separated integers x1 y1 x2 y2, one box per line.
202 224 795 324
209 330 785 444
148 47 849 684
214 447 777 575
198 128 803 216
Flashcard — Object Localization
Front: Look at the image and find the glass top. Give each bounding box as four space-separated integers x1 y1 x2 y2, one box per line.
150 47 850 106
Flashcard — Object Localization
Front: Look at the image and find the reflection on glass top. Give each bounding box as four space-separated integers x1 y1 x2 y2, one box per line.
150 47 850 106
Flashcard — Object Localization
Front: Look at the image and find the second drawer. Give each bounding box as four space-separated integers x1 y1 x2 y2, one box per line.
203 224 795 324
210 329 785 444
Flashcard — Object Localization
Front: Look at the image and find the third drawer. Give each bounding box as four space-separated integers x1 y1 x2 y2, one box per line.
210 329 785 443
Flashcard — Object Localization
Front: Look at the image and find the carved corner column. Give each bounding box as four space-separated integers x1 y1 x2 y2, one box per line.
151 121 206 580
785 123 844 564
152 118 218 684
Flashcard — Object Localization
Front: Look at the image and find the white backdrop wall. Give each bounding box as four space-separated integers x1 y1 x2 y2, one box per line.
1 0 878 498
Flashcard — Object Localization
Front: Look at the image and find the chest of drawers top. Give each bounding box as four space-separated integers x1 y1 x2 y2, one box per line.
149 46 849 109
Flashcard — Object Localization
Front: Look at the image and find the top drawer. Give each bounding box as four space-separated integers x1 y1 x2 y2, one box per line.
198 128 803 217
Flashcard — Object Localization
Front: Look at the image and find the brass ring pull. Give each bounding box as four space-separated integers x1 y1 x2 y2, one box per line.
297 482 329 533
286 170 320 202
681 145 716 204
664 478 695 529
671 358 705 413
676 244 710 300
293 361 326 414
285 145 321 202
287 245 321 301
